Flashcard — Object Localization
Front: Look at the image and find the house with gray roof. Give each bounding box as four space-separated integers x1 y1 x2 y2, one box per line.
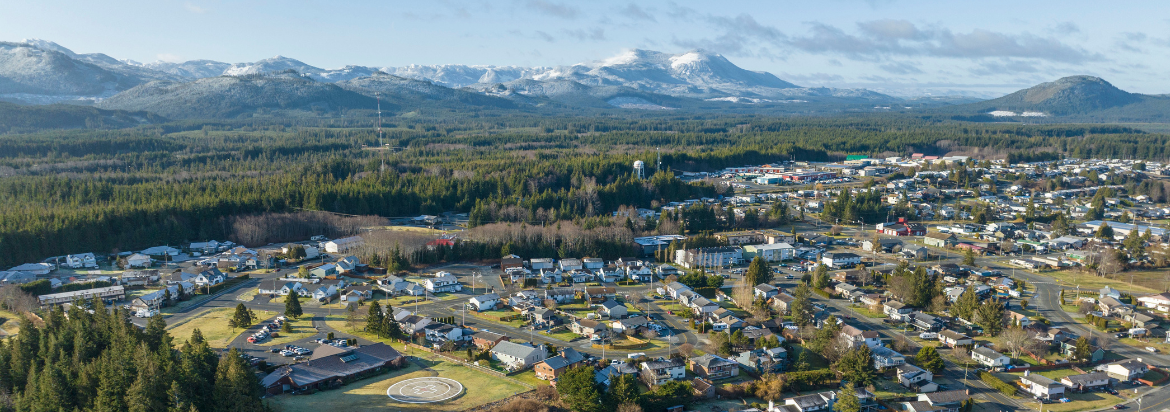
534 348 585 383
490 341 547 371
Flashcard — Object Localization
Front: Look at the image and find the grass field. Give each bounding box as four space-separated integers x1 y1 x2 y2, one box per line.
0 310 24 336
1046 269 1159 294
849 304 888 319
540 330 582 342
1041 391 1127 412
261 317 321 346
167 308 276 348
266 358 528 412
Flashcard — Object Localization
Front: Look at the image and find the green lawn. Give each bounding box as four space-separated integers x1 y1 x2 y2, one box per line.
849 305 887 319
1046 269 1159 294
510 370 550 387
1118 337 1170 354
167 307 276 348
468 310 527 328
1042 391 1127 412
540 330 582 342
267 358 529 412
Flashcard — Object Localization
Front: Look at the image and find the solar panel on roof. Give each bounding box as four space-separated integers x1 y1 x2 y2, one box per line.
339 354 359 363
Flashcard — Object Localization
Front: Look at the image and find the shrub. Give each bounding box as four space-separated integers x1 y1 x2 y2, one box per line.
978 371 1016 396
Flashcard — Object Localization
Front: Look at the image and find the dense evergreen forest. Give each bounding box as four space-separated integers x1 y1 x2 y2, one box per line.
2 113 1170 266
0 299 265 412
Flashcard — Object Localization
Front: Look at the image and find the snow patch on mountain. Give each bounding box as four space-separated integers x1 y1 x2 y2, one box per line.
608 97 675 110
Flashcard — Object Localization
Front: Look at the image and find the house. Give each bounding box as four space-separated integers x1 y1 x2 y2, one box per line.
896 363 937 392
528 307 561 327
735 348 787 374
771 293 795 314
259 343 405 395
901 244 929 260
65 253 98 269
883 301 913 320
924 232 957 248
424 323 469 343
1061 372 1111 392
545 288 576 303
822 252 861 269
1019 372 1065 400
755 284 779 300
340 285 372 302
598 300 628 319
640 358 686 386
309 263 338 278
335 256 360 273
692 377 716 400
468 293 500 312
689 354 740 380
490 341 548 371
780 391 836 412
840 325 881 349
310 282 340 301
126 253 152 268
594 361 640 387
570 319 608 339
871 346 906 369
471 331 510 350
584 287 617 303
0 271 37 285
191 268 226 287
1104 359 1149 381
970 346 1010 369
8 263 54 276
1100 286 1122 300
862 238 903 252
665 282 692 299
559 258 584 271
1124 312 1159 329
1138 292 1170 312
395 313 432 336
323 236 363 253
534 348 585 383
501 256 524 271
1098 296 1129 315
909 312 946 332
424 272 462 293
937 330 973 348
914 390 970 412
612 316 649 334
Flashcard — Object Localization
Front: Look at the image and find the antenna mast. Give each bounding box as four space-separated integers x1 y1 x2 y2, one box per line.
656 147 662 172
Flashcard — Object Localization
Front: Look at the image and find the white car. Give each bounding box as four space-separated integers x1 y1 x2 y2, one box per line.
1146 347 1158 353
919 332 939 339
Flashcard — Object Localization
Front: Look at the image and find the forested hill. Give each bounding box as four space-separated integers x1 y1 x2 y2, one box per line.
0 115 1168 267
940 75 1170 122
0 101 163 133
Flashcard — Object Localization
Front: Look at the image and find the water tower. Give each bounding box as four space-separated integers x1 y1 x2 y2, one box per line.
634 160 646 179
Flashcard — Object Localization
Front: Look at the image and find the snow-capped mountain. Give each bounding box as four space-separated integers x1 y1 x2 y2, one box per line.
380 65 545 88
145 60 233 79
0 40 181 104
222 56 324 77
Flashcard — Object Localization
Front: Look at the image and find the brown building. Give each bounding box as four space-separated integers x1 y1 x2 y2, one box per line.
472 331 510 350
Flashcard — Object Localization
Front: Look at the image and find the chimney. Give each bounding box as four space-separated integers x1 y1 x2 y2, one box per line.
1024 370 1029 376
769 400 775 411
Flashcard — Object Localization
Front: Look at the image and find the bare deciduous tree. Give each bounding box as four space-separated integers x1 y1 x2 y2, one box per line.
677 343 695 358
999 327 1031 359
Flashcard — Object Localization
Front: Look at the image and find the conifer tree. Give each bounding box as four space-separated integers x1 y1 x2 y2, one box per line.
834 382 861 412
284 291 303 319
366 300 385 336
744 256 773 286
212 348 265 412
915 346 945 373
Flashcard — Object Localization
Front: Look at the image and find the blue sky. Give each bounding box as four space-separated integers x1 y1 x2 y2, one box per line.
4 0 1169 96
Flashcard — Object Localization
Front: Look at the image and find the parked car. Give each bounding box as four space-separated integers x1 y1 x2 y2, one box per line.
1147 347 1158 353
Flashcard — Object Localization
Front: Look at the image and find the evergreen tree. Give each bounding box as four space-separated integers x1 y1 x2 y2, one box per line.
180 329 219 412
976 300 1005 337
838 346 876 387
284 291 303 319
794 348 811 371
834 382 861 412
791 283 815 327
744 256 774 286
812 264 830 289
1072 337 1092 363
229 303 256 330
915 346 945 374
556 365 604 412
212 348 265 412
1096 223 1114 239
127 344 166 412
962 248 976 266
365 300 385 336
605 373 640 409
952 287 979 321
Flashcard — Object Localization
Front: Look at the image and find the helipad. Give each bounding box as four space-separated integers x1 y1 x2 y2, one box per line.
386 377 464 403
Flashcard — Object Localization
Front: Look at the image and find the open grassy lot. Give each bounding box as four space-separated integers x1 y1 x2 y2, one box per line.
540 330 582 342
266 358 528 412
166 307 276 348
1041 390 1127 412
261 317 321 347
468 310 527 328
1046 269 1159 294
849 304 887 319
510 370 550 387
1119 337 1170 354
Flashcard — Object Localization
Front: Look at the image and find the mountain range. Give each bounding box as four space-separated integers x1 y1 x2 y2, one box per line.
2 39 1168 122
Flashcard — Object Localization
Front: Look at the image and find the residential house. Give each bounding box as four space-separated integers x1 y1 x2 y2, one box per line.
755 283 779 300
335 256 359 273
309 263 338 278
735 347 787 374
779 391 836 412
1137 292 1170 312
771 293 795 314
545 288 576 303
640 358 686 386
340 285 373 302
883 301 913 320
528 307 561 328
559 258 584 272
1104 359 1149 381
971 346 1010 369
570 319 608 339
1100 286 1122 300
938 330 973 348
65 253 98 269
822 252 861 269
594 361 639 387
909 312 946 331
598 300 628 319
468 293 500 312
914 390 970 412
1019 372 1065 400
490 341 548 372
896 363 937 392
126 254 152 268
529 258 555 270
1098 296 1129 315
424 272 462 293
424 323 469 344
689 354 740 380
471 331 509 350
1061 372 1111 392
534 348 585 383
871 346 907 369
582 258 604 270
840 325 881 349
664 281 692 299
612 316 649 334
923 232 957 248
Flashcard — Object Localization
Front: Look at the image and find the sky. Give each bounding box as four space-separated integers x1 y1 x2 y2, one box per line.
3 0 1169 97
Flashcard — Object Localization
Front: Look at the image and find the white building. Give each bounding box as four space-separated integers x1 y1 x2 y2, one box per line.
1019 372 1065 400
324 236 363 253
424 272 462 293
971 346 1010 369
490 341 547 371
674 247 743 269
